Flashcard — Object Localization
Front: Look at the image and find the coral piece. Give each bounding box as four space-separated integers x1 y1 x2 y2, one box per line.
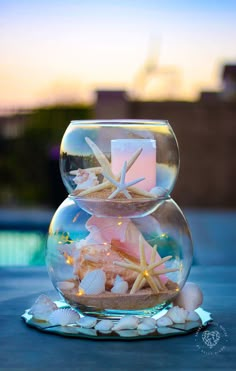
173 282 203 311
114 235 179 294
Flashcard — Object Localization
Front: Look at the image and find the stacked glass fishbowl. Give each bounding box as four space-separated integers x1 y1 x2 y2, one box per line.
46 120 193 318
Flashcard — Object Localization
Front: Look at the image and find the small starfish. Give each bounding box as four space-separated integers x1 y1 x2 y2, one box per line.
103 161 145 199
113 235 179 294
72 137 155 199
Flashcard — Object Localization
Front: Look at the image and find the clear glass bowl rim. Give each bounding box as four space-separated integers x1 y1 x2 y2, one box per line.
69 119 170 127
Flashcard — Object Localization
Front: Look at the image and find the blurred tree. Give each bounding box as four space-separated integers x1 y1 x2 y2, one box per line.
4 105 93 207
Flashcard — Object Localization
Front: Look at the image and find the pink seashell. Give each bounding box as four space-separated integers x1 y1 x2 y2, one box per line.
173 282 203 311
84 216 168 284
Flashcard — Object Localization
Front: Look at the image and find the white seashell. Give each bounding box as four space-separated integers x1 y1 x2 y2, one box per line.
157 327 180 335
166 306 188 324
186 310 200 322
173 282 203 311
138 329 156 336
112 316 139 331
150 187 167 197
114 275 123 283
71 168 99 190
95 319 114 332
48 308 80 326
111 275 129 294
77 327 97 337
77 316 97 328
117 330 139 337
137 317 156 330
79 269 106 295
29 294 57 321
156 315 173 327
57 281 75 290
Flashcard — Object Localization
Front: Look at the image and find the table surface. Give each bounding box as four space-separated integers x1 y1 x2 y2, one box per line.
1 266 235 370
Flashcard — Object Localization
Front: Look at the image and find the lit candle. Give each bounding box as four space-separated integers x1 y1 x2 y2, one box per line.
111 139 156 191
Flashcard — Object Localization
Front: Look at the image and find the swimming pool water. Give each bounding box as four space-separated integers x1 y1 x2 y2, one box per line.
0 231 46 265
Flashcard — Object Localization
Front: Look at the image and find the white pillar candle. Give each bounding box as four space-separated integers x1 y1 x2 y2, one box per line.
111 139 156 191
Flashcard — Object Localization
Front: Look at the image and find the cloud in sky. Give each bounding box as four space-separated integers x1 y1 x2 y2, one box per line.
0 0 236 107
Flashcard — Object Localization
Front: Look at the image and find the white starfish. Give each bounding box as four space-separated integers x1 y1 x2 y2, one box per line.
72 137 155 199
114 235 179 294
103 161 145 199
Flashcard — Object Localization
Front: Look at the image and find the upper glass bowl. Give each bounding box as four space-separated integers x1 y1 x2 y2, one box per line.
60 120 179 217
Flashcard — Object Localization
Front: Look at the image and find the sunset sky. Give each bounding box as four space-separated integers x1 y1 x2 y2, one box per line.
0 0 236 108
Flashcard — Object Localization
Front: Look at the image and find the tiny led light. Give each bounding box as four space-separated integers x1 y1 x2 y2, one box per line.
64 253 74 265
76 288 85 296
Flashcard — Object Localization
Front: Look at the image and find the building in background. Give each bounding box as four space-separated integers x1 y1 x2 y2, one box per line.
221 64 236 100
94 64 236 208
0 63 235 208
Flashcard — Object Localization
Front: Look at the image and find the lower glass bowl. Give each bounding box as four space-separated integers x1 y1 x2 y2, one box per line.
46 197 193 318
